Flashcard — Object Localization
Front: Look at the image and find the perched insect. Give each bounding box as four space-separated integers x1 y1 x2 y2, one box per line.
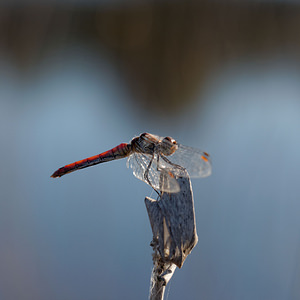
51 133 211 193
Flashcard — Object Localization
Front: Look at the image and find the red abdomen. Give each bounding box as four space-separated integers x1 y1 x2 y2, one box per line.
51 143 130 178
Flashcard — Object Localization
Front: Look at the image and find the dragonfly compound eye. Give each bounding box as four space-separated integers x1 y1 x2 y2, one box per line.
164 136 177 144
161 137 178 156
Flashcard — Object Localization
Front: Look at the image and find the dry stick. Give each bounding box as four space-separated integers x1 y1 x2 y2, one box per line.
145 171 198 300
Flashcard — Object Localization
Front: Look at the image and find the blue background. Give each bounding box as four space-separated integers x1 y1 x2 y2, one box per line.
1 2 300 299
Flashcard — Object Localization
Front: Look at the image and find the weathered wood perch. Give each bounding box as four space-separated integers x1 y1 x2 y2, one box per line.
145 171 198 300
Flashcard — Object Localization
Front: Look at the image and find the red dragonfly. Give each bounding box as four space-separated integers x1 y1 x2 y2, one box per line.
51 133 211 193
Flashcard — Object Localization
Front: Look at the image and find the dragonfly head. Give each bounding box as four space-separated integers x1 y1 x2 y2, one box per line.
160 136 178 156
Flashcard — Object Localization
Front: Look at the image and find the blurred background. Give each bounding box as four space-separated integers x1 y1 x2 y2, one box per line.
1 1 300 299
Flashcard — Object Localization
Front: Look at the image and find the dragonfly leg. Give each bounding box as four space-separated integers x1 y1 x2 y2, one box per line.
155 155 171 197
161 155 185 172
144 155 161 196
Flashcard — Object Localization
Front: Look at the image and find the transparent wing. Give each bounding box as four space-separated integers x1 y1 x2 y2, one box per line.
167 144 212 178
127 152 180 193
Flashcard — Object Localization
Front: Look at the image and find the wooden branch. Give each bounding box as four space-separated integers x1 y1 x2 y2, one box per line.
148 257 177 300
145 171 198 300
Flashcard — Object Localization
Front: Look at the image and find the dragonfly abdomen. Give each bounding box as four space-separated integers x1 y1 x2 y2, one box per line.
51 143 131 178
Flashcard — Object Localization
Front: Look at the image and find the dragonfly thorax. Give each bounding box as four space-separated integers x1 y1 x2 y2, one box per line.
131 134 156 155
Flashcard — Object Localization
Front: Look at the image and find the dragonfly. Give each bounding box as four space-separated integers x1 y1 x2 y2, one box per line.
51 133 211 193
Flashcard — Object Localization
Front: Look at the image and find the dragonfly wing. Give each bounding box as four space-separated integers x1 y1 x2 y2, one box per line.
127 152 180 193
158 168 181 193
168 144 212 178
127 152 149 183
